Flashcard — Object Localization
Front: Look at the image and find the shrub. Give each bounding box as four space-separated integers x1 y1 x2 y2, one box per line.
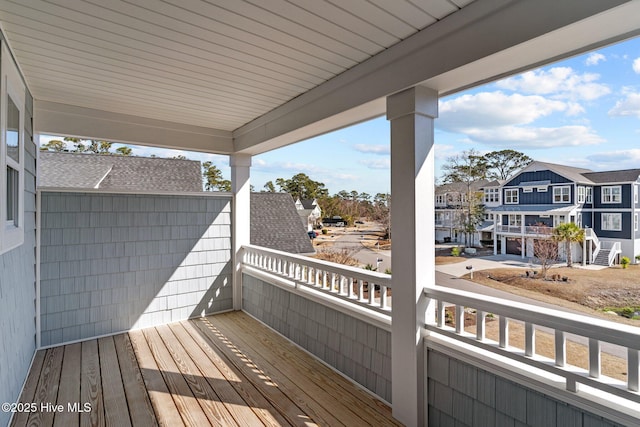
321 228 328 235
451 247 461 257
384 268 392 275
636 254 640 262
621 256 630 269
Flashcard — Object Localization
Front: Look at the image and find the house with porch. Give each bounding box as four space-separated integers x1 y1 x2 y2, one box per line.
492 161 640 266
294 197 322 231
1 1 640 426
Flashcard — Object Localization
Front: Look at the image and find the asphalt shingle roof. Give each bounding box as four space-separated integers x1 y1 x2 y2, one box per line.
39 152 203 192
582 169 640 183
251 193 315 254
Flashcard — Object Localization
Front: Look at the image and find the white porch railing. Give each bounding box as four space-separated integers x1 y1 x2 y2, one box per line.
584 228 601 263
242 245 392 314
603 241 622 266
425 286 640 406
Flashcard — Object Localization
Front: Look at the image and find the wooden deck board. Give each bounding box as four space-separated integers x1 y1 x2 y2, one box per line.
54 343 81 427
98 336 132 427
113 334 158 427
11 349 46 427
14 312 400 426
213 314 367 426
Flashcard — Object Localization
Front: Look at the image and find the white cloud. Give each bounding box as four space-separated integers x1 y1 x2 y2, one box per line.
463 125 603 148
353 144 390 155
585 149 640 170
438 92 567 131
633 58 640 74
359 159 390 170
608 92 640 118
495 67 610 101
585 53 605 66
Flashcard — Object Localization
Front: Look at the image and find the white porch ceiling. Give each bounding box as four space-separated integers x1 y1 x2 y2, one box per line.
1 0 639 154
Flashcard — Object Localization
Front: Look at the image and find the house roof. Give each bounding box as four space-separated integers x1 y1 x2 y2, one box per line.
251 193 315 254
582 169 640 183
435 179 491 194
39 152 203 192
297 198 318 210
515 161 595 185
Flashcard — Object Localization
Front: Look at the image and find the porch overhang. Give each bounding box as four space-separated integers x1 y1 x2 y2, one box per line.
2 0 635 153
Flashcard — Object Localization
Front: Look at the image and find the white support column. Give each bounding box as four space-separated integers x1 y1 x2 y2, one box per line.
231 154 251 311
387 86 437 427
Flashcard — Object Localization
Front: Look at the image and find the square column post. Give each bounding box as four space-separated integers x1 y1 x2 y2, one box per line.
387 86 438 426
231 154 251 310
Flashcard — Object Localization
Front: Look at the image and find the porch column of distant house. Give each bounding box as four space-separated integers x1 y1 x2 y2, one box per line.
231 154 251 310
521 213 526 259
387 86 437 427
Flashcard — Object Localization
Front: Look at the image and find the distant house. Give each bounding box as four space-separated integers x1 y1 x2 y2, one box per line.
39 151 203 192
434 179 497 246
39 152 314 254
491 161 640 265
294 198 322 231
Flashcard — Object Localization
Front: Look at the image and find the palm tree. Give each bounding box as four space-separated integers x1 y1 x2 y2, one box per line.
552 222 584 267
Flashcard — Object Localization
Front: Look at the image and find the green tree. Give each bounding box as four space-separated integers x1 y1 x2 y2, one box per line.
441 149 487 246
115 146 132 156
274 173 328 199
40 139 66 151
483 149 533 180
552 222 584 267
263 181 276 192
203 161 231 191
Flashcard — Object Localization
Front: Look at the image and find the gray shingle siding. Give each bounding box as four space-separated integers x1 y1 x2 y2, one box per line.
427 349 625 427
0 82 37 427
39 192 233 346
242 273 392 402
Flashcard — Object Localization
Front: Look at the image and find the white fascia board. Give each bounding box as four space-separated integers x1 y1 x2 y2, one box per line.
34 101 233 154
233 0 634 155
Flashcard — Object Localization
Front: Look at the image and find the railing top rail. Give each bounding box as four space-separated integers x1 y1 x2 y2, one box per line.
242 244 392 285
425 286 640 349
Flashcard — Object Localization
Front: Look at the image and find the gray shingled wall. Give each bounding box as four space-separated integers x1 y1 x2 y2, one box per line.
39 192 233 346
242 273 392 402
0 87 37 427
427 349 625 427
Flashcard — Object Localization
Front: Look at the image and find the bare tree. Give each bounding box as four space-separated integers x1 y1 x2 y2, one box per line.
531 226 558 278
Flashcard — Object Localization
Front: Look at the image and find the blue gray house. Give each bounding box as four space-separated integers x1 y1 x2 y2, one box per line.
492 161 640 265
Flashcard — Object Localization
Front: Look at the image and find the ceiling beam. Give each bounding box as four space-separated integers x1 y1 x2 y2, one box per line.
34 101 233 154
233 0 634 155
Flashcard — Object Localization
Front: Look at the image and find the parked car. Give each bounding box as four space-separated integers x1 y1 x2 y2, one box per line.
355 220 364 224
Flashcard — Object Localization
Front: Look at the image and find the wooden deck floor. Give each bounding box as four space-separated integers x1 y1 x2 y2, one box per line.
12 311 401 426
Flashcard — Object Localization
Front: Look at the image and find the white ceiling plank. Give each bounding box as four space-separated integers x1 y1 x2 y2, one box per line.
367 0 437 29
1 1 322 89
49 0 339 81
205 0 374 60
14 45 284 110
260 0 397 47
326 0 415 39
409 0 459 20
6 27 299 103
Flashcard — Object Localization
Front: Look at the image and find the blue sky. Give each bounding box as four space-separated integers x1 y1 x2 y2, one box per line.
43 36 640 196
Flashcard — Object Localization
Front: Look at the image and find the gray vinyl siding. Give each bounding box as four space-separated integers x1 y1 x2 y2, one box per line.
0 85 37 426
427 349 625 427
39 192 233 347
242 274 392 403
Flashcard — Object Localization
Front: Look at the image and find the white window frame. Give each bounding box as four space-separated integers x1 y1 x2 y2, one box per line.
635 213 638 232
553 186 570 203
586 187 593 203
601 213 622 231
523 187 533 193
504 189 518 204
435 194 445 205
0 43 25 254
601 186 622 204
635 186 638 204
483 188 499 203
577 186 585 203
508 214 522 226
537 186 548 192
